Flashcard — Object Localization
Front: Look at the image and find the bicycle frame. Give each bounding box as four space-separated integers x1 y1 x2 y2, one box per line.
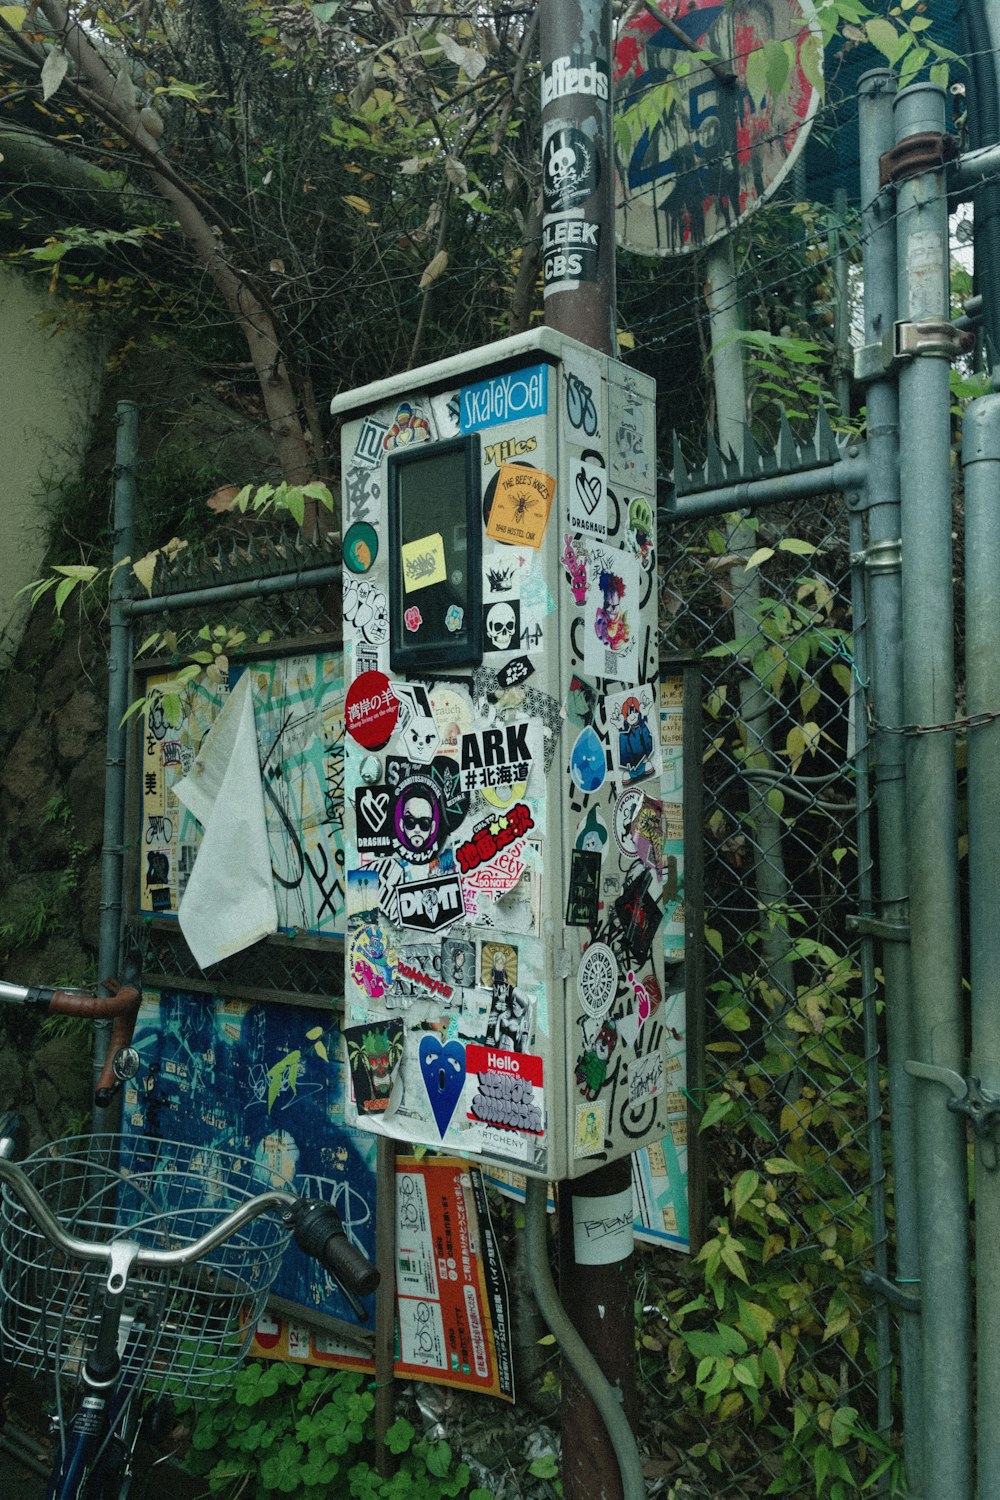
0 981 378 1499
45 1242 144 1500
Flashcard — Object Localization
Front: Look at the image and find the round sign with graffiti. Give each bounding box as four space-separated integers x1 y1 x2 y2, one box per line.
613 0 822 256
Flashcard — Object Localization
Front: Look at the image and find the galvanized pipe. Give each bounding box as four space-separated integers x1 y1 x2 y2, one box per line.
895 82 971 1499
956 141 1000 189
94 402 138 1132
662 451 867 519
122 564 342 618
962 392 1000 1498
846 510 893 1448
857 68 924 1494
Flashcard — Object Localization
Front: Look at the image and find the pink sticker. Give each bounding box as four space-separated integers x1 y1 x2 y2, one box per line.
404 605 423 632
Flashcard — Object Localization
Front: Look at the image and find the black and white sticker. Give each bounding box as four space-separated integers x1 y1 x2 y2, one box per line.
397 873 465 933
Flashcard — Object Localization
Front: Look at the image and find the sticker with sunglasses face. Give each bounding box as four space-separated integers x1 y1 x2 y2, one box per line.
391 774 446 865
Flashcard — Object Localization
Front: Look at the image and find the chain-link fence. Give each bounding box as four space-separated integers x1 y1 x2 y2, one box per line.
124 493 892 1496
648 492 891 1497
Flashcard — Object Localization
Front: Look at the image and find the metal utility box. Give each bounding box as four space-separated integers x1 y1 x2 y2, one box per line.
332 328 673 1180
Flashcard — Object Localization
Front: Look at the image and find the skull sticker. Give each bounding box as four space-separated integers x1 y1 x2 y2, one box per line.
484 600 521 654
542 126 599 213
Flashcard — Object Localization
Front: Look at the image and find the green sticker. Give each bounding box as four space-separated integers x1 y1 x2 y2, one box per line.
343 522 379 574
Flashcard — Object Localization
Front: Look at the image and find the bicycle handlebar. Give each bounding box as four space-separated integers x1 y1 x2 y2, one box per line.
291 1200 380 1296
0 1148 380 1301
0 978 141 1107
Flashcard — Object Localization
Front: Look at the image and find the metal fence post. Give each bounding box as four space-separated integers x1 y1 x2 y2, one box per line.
94 401 138 1132
856 68 925 1495
962 392 1000 1497
894 82 972 1500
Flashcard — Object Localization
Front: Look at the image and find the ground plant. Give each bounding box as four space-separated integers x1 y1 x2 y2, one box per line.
178 1363 496 1500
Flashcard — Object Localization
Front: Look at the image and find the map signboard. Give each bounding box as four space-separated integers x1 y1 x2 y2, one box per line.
138 652 345 939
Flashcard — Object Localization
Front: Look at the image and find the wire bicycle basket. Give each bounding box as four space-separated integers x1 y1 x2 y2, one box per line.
0 1134 293 1400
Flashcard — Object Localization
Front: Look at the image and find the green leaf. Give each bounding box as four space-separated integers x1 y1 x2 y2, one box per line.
699 1093 734 1131
719 1237 749 1282
830 1405 859 1448
763 1156 803 1174
800 33 824 96
385 1418 414 1455
31 241 70 262
424 1440 453 1478
733 1355 762 1389
764 39 790 99
528 1455 560 1480
282 486 306 526
866 17 906 65
53 576 79 615
898 45 929 88
737 1296 777 1343
778 537 817 557
745 46 767 104
52 563 100 582
301 481 335 507
731 1170 760 1218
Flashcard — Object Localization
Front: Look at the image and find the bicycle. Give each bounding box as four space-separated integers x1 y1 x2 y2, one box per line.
0 978 380 1500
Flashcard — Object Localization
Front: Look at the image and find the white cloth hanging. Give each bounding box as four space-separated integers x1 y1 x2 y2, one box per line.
173 672 277 967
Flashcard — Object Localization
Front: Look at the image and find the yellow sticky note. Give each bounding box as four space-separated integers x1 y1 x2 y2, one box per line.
401 532 447 592
486 465 556 549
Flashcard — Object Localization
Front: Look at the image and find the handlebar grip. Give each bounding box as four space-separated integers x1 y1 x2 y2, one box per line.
291 1200 379 1297
46 979 141 1109
46 978 141 1021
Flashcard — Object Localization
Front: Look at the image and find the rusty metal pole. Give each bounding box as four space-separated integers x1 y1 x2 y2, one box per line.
539 4 638 1498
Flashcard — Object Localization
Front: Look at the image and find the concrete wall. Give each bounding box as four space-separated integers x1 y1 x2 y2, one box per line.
0 266 104 653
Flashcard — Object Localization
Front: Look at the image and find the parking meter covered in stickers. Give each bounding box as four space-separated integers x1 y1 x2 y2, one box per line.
333 328 676 1181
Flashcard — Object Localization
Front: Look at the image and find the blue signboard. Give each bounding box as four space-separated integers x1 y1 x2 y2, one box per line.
122 989 377 1322
458 363 548 433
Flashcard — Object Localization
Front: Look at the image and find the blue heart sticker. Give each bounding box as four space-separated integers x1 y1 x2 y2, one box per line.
418 1036 467 1138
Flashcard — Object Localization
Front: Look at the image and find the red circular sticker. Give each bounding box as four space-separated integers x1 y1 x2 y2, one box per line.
345 671 399 750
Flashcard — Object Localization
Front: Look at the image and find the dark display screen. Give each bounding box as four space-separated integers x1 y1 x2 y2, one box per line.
388 435 482 672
